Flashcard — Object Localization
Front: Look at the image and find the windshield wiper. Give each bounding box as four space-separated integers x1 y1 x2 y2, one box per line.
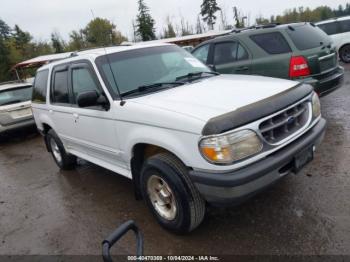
122 82 185 98
175 71 219 82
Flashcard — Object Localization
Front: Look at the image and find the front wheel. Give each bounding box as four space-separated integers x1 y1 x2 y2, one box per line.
339 45 350 63
46 129 77 170
140 153 206 234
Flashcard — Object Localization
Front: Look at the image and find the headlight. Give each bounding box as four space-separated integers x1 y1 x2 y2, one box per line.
199 130 263 165
312 92 321 118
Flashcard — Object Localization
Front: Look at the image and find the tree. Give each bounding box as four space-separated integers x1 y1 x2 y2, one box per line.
200 0 221 30
163 17 176 38
83 18 127 47
67 30 86 51
136 0 156 41
51 31 65 53
0 19 11 39
196 15 204 34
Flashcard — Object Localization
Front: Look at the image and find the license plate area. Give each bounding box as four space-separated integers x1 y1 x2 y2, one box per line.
10 108 32 119
293 147 314 173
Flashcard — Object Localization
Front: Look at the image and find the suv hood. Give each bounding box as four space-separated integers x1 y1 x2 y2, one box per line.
132 75 300 122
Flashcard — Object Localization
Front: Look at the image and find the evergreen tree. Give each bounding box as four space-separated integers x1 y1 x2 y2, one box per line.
163 17 176 38
200 0 221 30
51 32 65 53
136 0 156 41
0 19 11 39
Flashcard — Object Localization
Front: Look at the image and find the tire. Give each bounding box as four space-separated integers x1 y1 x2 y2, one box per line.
339 45 350 63
46 129 77 170
140 153 205 233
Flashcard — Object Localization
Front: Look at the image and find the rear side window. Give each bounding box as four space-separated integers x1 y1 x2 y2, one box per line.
318 22 340 35
192 44 210 63
51 70 69 104
32 70 49 103
286 24 329 50
250 32 291 54
214 42 249 65
339 20 350 33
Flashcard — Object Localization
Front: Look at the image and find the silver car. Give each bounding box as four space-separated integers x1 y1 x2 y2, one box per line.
0 81 34 133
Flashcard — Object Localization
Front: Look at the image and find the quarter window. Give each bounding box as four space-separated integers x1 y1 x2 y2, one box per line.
213 42 249 65
250 32 291 54
72 67 100 103
32 70 49 103
192 44 210 63
52 70 69 104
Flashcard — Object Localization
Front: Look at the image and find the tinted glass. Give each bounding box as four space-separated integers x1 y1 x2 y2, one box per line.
250 32 291 54
32 70 49 103
0 86 32 106
318 22 340 35
214 42 238 64
339 19 350 33
192 44 210 63
52 70 69 104
287 24 329 50
72 67 100 102
96 45 211 96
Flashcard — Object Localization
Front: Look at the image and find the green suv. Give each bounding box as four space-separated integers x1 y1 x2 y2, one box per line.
192 23 344 96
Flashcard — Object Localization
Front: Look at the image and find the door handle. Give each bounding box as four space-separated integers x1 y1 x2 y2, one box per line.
236 66 249 72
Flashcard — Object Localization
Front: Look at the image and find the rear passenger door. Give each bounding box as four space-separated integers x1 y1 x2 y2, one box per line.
210 41 252 74
49 64 76 147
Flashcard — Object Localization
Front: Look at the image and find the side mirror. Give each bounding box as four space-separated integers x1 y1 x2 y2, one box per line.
207 64 217 72
77 91 109 110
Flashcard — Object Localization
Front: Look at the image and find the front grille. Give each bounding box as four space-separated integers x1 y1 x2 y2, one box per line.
259 101 310 144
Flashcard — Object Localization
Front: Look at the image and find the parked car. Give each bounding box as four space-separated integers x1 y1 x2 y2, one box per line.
192 23 344 97
32 43 326 233
316 16 350 63
0 81 34 134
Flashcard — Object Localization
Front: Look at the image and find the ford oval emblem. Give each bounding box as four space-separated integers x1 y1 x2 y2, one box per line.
287 116 295 125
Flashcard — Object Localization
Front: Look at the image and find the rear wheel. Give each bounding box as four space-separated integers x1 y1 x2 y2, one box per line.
339 45 350 63
140 153 206 233
46 129 77 170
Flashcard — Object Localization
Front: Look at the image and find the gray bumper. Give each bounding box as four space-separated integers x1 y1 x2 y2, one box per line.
0 118 35 133
189 118 326 206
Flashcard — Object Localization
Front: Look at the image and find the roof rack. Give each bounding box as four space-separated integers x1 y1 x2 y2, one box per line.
231 23 281 33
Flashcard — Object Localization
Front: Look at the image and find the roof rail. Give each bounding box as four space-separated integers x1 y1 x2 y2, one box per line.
231 23 281 33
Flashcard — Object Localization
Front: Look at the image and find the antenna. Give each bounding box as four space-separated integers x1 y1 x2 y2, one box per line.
90 9 125 106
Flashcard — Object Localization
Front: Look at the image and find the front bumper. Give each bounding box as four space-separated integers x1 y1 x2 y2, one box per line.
303 66 344 97
189 118 326 206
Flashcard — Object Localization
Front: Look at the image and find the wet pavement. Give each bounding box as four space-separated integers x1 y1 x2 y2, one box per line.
0 65 349 256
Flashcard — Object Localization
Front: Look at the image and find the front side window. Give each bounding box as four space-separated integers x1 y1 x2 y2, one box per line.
96 45 211 97
192 44 210 63
51 70 69 104
72 67 100 103
0 86 32 106
250 32 291 54
318 22 340 35
32 70 49 103
214 42 249 65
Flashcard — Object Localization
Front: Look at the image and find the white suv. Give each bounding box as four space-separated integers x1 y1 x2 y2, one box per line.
317 16 350 63
32 43 326 233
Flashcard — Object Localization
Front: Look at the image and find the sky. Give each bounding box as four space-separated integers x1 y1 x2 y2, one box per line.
0 0 348 41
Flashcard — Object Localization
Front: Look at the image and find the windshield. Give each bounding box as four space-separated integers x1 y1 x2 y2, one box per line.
0 86 32 106
96 45 212 98
286 23 330 51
